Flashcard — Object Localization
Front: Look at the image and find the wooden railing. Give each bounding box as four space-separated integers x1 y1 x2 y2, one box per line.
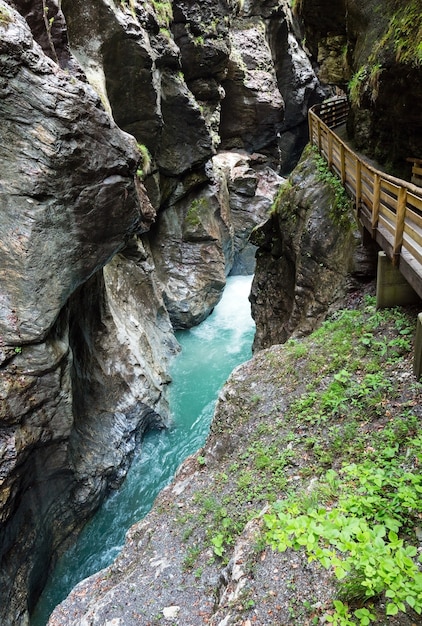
309 98 422 299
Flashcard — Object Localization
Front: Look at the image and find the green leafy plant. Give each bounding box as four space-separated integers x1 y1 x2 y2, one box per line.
150 0 173 28
264 433 422 625
311 147 353 228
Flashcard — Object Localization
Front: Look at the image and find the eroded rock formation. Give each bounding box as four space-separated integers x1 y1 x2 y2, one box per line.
298 0 422 179
250 147 365 350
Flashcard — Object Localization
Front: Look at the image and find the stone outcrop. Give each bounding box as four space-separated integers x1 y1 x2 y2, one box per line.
250 146 374 350
0 3 176 624
297 0 422 179
150 151 284 328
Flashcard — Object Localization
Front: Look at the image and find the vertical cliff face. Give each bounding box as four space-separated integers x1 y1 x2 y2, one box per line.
0 0 325 622
297 0 422 178
250 147 370 350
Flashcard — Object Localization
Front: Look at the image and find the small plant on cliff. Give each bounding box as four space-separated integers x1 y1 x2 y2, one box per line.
311 146 353 229
42 0 59 64
184 198 206 228
0 5 12 25
373 0 422 67
348 66 368 106
151 0 173 28
136 143 151 180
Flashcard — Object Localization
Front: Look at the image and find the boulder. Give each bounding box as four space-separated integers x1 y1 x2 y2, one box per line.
250 146 360 350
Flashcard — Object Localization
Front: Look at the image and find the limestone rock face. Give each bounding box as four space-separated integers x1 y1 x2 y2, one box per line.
213 151 285 275
220 16 284 163
0 4 174 624
250 147 361 350
266 8 326 173
0 5 150 345
150 152 284 328
298 0 422 179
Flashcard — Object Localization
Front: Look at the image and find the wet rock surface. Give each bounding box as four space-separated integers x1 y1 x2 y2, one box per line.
298 0 422 179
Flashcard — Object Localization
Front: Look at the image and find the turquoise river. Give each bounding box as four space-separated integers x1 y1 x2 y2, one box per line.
31 275 256 625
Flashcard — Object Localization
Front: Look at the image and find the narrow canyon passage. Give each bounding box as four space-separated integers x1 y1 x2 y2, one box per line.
31 276 255 626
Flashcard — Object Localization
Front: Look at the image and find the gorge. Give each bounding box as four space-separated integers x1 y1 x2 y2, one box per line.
0 0 421 625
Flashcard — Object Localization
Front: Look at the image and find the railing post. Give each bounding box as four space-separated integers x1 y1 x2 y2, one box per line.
328 133 333 168
308 109 314 146
393 187 407 265
317 118 322 152
340 144 346 184
372 174 381 235
355 158 362 215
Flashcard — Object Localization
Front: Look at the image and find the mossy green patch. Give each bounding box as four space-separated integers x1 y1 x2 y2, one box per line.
376 0 422 67
184 197 207 229
151 0 173 28
0 5 12 25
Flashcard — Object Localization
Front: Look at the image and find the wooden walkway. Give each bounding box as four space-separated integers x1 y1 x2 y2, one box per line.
308 97 422 300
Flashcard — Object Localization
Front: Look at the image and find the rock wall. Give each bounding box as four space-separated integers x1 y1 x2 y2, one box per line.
297 0 422 179
0 3 177 623
250 147 371 350
0 0 325 622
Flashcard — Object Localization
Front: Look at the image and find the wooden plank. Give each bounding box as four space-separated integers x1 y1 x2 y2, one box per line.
405 211 422 231
380 190 397 213
402 237 422 266
378 214 396 236
404 221 422 249
379 203 396 220
407 192 422 213
382 179 401 196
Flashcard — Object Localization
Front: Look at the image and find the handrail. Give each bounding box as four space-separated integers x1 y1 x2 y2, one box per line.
308 98 422 299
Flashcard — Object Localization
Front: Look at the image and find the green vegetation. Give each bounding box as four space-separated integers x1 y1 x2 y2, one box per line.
151 0 173 28
376 0 422 67
262 300 422 625
0 5 11 25
311 146 354 228
175 295 421 624
184 197 207 229
348 1 421 107
265 441 422 624
269 147 353 230
136 143 151 180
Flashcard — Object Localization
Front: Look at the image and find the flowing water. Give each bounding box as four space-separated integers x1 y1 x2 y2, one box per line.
31 275 256 625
